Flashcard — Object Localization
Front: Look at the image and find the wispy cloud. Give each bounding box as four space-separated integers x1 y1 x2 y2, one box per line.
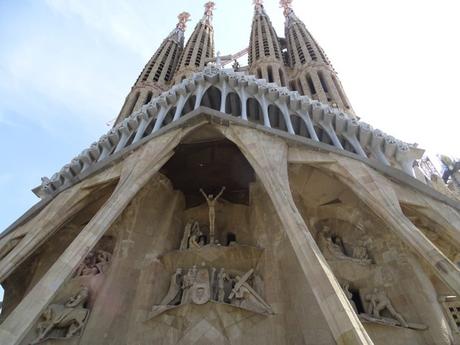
44 0 161 59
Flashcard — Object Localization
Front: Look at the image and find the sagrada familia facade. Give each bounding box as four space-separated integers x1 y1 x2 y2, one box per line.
0 1 459 344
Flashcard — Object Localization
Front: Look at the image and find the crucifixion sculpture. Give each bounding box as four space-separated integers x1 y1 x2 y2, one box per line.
200 186 226 244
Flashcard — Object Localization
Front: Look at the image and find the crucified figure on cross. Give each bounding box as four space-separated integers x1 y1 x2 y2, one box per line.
200 186 226 244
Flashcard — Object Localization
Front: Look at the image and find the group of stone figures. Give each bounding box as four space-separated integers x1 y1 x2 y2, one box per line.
318 226 373 265
74 249 112 277
152 266 272 316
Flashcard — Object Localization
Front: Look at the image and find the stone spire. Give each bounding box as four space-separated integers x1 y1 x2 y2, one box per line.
280 0 354 116
248 0 287 87
115 12 191 125
174 2 216 82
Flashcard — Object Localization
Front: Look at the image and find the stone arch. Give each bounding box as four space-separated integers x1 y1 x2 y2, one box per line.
200 86 222 111
246 98 264 125
225 92 242 117
268 105 287 131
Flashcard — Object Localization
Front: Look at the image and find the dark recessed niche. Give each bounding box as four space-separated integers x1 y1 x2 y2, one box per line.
161 139 255 208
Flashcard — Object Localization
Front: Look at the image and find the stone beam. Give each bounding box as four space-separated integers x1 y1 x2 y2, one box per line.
0 128 187 345
0 167 122 283
218 125 374 345
328 157 460 297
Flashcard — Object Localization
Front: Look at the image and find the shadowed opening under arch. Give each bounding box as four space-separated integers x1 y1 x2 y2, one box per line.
314 125 333 145
181 95 197 117
247 98 264 125
268 105 287 131
225 93 242 117
201 86 222 111
290 115 312 138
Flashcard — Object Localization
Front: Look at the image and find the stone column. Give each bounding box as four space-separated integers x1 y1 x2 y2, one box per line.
218 125 374 345
0 128 188 345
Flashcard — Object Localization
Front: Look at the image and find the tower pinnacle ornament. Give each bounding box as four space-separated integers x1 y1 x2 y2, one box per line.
176 12 191 31
279 0 293 16
253 0 264 11
203 1 216 23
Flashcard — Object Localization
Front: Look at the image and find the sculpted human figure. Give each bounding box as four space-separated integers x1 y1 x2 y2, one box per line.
32 286 90 344
342 282 358 313
181 266 198 304
95 249 112 273
180 221 202 250
217 268 228 303
365 288 408 327
75 252 98 277
160 269 183 305
200 187 226 243
229 270 272 314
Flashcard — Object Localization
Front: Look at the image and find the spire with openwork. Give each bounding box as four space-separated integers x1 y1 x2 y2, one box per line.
248 0 287 87
115 12 191 125
174 2 216 82
281 0 355 116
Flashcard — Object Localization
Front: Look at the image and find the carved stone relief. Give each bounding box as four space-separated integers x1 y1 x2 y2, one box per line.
318 225 373 265
359 287 427 331
150 266 272 319
31 286 90 344
74 249 112 278
73 237 114 278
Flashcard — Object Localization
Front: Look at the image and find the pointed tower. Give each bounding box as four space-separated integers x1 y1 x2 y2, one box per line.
281 0 354 116
248 0 287 86
174 2 216 82
115 12 191 124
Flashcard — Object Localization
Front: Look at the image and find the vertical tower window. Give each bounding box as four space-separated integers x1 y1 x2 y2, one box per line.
279 69 286 87
317 71 329 93
267 66 274 83
306 74 316 95
144 91 153 105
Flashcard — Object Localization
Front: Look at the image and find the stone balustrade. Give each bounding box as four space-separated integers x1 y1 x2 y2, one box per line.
39 66 423 197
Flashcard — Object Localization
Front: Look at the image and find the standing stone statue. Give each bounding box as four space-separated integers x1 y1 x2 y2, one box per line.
181 266 198 304
200 187 226 244
32 286 90 344
180 221 202 250
216 268 228 303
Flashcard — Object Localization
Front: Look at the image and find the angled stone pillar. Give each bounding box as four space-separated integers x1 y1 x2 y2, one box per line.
0 128 188 345
0 167 122 283
217 125 374 345
330 157 460 296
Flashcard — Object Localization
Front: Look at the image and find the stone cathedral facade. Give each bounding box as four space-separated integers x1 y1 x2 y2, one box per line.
0 1 459 345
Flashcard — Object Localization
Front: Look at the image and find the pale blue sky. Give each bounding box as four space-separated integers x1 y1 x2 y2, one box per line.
0 0 459 234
